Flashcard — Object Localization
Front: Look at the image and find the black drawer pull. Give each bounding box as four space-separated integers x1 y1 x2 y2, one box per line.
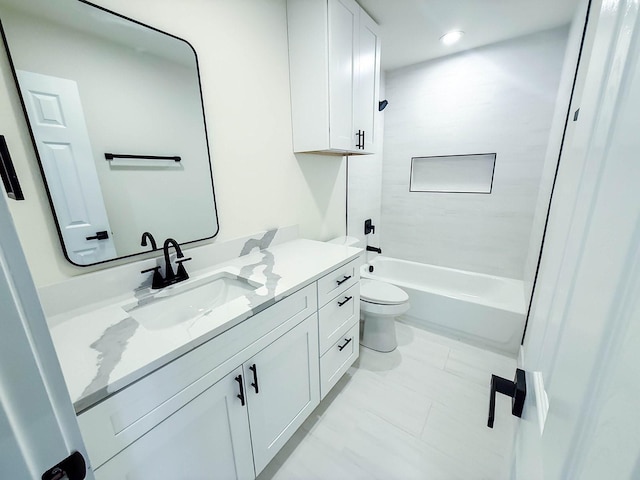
86 230 109 241
338 296 353 307
249 364 259 394
336 275 352 286
235 374 245 406
338 337 352 351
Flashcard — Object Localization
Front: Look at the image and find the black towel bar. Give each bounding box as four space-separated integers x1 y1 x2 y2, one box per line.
105 153 181 162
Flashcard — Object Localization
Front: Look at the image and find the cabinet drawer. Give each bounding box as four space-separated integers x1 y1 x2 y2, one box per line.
320 322 359 399
317 259 359 306
78 284 317 470
318 283 359 354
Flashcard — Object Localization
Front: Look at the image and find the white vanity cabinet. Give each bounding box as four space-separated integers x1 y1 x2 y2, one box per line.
287 0 381 155
93 314 319 480
80 284 318 479
77 257 361 479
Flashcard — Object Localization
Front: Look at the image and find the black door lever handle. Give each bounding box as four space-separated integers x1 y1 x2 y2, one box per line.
86 230 109 241
488 368 526 428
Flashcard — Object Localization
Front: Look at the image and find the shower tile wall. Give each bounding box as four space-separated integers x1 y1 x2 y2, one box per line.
381 27 569 279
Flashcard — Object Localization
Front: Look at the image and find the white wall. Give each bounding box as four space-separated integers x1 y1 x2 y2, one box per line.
0 0 346 286
380 28 568 279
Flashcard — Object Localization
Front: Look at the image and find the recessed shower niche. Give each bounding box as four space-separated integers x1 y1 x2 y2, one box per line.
409 153 497 194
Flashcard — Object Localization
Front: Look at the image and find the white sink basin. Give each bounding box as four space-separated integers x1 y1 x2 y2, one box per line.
124 272 262 330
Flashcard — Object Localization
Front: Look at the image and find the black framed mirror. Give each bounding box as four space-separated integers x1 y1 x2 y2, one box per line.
0 0 219 266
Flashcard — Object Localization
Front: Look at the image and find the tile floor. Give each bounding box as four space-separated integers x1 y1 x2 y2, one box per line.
258 319 518 480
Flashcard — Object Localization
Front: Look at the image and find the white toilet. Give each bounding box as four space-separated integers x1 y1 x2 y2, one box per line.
359 277 409 352
328 236 410 352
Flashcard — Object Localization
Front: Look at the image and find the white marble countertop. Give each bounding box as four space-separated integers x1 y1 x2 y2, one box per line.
49 239 362 413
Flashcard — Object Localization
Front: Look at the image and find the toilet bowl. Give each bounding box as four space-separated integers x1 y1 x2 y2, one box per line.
327 236 410 353
359 278 409 352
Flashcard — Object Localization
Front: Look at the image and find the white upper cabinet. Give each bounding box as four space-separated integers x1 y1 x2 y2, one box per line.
355 11 380 152
287 0 381 155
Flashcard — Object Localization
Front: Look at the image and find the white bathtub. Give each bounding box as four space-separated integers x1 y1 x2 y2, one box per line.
361 256 526 356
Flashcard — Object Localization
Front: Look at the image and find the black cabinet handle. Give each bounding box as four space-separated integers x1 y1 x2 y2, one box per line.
235 374 245 406
338 337 352 351
488 368 526 428
361 130 365 149
338 296 353 307
249 364 259 394
86 230 109 241
355 130 362 149
336 275 352 286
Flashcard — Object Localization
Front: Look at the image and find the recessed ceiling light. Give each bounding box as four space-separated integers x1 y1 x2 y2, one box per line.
440 30 464 46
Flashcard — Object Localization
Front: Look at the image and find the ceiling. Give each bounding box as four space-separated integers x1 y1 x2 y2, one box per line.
358 0 582 71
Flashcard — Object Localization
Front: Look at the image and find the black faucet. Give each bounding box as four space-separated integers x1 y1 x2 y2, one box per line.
162 238 189 284
141 238 192 289
140 232 157 251
366 245 382 254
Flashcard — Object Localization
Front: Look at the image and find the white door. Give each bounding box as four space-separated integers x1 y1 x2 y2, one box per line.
93 366 255 480
0 189 91 478
17 70 116 265
244 314 320 475
328 0 358 151
513 0 640 478
354 9 380 154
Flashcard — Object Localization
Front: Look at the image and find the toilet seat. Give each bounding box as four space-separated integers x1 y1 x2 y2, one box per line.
360 278 409 305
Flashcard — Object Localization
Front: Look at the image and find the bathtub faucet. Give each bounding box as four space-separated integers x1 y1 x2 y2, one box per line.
366 246 382 254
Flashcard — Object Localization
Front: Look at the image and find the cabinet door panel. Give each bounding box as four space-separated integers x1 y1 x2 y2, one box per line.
94 367 254 480
328 0 358 150
355 9 381 153
246 314 319 475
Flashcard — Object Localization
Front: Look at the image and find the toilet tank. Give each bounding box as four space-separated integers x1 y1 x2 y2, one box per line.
327 236 361 247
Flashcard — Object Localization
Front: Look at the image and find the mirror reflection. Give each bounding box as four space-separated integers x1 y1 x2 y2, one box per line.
0 0 218 266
